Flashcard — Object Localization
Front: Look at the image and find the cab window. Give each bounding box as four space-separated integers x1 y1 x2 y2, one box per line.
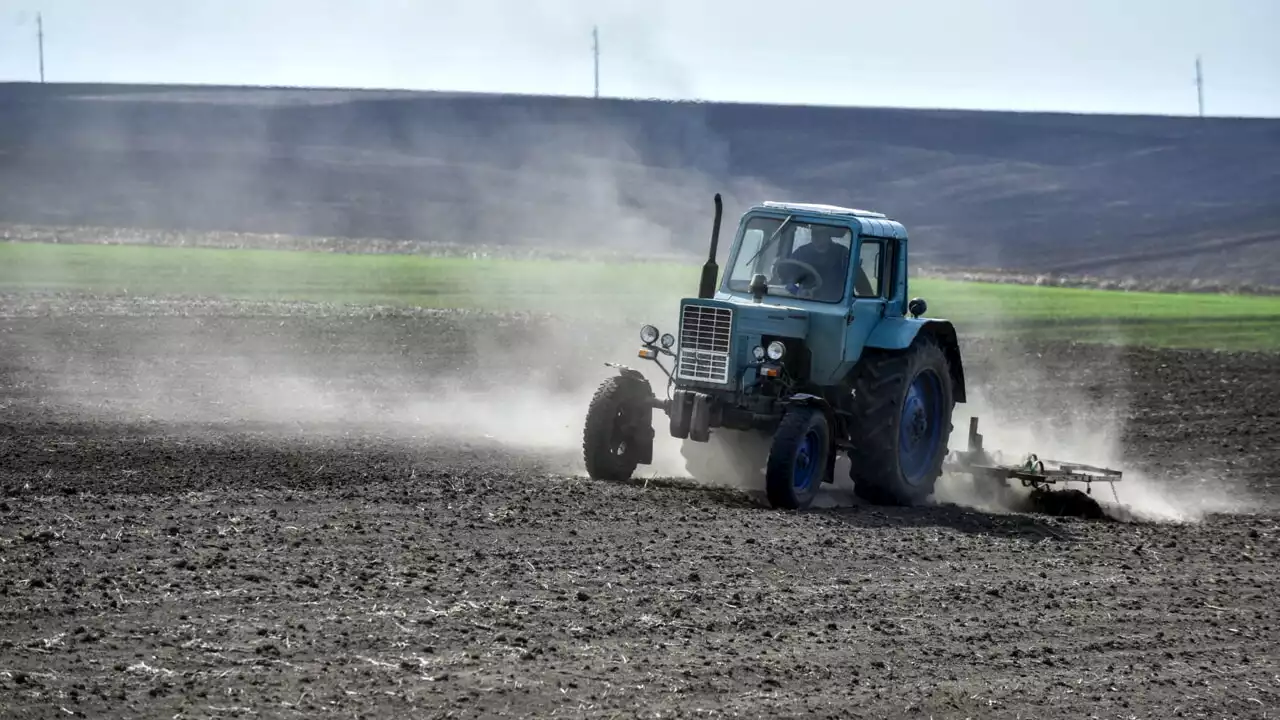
791 226 851 253
724 216 852 304
855 239 884 298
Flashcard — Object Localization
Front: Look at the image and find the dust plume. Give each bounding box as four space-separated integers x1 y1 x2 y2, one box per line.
933 333 1254 523
7 93 796 490
15 299 688 475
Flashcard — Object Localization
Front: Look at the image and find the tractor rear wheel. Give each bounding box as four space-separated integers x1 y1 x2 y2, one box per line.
765 405 831 510
846 334 956 506
582 375 651 482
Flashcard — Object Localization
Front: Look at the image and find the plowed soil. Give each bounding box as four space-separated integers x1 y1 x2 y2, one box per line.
1 293 1278 719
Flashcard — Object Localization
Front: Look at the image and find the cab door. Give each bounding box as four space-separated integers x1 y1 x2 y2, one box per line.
842 235 893 365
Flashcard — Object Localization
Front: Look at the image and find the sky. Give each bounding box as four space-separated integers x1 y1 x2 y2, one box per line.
2 0 1278 118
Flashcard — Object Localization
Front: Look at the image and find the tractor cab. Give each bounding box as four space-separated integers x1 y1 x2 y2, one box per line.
670 201 915 393
720 201 901 310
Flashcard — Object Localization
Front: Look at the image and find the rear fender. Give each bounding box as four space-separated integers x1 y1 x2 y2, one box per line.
864 319 966 404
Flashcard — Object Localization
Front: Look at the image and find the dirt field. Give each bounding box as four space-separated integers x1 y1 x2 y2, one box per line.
2 292 1278 719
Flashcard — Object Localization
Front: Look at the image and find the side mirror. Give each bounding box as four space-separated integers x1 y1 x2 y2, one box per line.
749 273 768 302
908 297 928 318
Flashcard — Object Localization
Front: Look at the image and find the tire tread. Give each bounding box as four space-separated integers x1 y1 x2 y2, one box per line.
765 406 828 510
582 376 644 481
846 334 954 506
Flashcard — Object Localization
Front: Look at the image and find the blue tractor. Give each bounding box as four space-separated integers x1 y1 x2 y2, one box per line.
582 194 970 510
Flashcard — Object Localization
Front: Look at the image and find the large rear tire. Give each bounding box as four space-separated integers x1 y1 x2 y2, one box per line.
582 375 652 482
765 406 831 510
847 334 956 506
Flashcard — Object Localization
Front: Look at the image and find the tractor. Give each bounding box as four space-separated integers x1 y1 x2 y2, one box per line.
582 195 1123 513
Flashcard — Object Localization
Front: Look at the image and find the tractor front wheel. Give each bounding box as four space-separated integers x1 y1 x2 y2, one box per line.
582 375 652 482
765 405 831 510
847 334 956 506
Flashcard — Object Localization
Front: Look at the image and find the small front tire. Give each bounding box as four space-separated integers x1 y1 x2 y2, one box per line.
583 375 651 482
765 406 831 510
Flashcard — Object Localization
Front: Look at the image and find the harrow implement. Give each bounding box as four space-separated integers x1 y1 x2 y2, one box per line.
945 417 1123 518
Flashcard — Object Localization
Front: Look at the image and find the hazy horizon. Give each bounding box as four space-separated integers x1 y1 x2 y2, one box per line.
2 0 1278 119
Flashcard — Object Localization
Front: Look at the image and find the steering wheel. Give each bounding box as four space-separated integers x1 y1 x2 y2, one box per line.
773 258 824 294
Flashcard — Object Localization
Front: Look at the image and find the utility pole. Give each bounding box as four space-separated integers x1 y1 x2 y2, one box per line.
592 25 599 98
1195 55 1204 118
37 12 45 83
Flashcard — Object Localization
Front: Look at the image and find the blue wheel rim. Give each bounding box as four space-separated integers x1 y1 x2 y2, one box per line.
899 369 943 485
793 428 821 492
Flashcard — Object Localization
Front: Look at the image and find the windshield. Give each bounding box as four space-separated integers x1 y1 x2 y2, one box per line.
724 216 853 303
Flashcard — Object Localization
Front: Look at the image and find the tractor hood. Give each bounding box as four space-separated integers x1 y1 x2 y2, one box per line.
671 297 809 388
719 296 810 338
679 297 809 340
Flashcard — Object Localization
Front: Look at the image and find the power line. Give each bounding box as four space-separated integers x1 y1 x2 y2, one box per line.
37 11 45 83
1195 55 1204 118
592 25 599 98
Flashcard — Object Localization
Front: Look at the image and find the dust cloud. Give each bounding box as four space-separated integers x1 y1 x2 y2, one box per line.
20 303 679 472
12 100 791 491
934 333 1253 524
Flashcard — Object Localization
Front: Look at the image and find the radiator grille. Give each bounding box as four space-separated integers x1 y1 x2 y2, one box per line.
677 304 733 384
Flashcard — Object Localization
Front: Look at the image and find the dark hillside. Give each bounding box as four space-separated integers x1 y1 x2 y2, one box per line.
1 82 1277 284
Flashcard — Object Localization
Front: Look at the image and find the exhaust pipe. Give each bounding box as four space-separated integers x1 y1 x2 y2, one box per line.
698 193 723 299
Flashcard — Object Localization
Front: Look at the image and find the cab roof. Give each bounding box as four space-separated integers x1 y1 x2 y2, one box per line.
752 201 908 240
758 201 888 219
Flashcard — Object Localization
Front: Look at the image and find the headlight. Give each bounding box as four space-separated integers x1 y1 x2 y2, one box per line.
640 324 659 344
752 345 766 361
660 333 675 349
767 341 786 361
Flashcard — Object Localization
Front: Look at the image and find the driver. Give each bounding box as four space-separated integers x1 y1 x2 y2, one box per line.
782 225 849 301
